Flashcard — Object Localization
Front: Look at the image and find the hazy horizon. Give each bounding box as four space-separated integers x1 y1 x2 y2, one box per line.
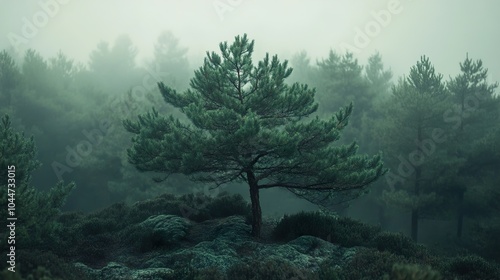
1 0 499 82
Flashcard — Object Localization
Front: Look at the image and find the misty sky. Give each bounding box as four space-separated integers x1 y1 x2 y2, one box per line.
1 0 499 82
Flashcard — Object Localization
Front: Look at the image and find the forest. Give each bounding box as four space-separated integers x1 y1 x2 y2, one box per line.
1 30 500 279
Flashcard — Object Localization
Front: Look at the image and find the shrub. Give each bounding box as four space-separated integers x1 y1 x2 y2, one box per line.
316 261 343 280
79 217 118 235
272 211 379 247
88 202 130 230
332 217 380 247
178 191 251 222
178 192 212 221
373 232 428 259
121 214 190 253
442 254 500 280
76 233 116 266
170 266 227 280
272 211 335 242
467 220 500 263
128 193 184 223
0 115 75 251
191 267 227 280
226 259 317 280
383 263 442 280
16 250 90 280
53 211 121 260
338 248 408 280
206 193 251 220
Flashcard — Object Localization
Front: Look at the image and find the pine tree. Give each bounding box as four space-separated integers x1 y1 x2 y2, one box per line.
378 56 450 241
316 51 370 135
466 124 500 260
362 53 393 226
0 50 21 108
365 52 392 100
0 114 75 249
447 55 499 238
124 34 386 237
289 50 315 86
0 114 40 186
151 30 191 91
88 35 139 95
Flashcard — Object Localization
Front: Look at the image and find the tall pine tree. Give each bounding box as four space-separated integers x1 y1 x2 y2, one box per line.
0 114 75 249
446 55 499 238
379 56 450 241
316 51 371 131
124 34 386 237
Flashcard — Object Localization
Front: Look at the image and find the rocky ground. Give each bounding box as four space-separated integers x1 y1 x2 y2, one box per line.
3 192 499 280
76 215 357 279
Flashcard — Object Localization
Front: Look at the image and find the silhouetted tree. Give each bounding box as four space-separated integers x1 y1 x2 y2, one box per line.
378 56 451 242
150 30 191 91
88 34 139 94
289 50 315 86
0 50 21 109
316 51 371 141
365 52 392 100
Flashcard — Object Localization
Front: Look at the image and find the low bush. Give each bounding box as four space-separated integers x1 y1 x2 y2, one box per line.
372 231 428 259
272 211 335 242
170 266 227 280
332 217 381 247
272 211 379 247
442 254 500 280
226 259 317 280
467 221 500 263
383 263 442 280
75 232 116 266
338 248 408 280
14 250 90 280
180 192 251 222
205 193 251 221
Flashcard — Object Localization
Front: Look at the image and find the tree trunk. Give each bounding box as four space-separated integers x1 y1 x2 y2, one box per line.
378 204 388 229
411 208 419 242
411 167 421 242
247 171 262 238
456 189 465 239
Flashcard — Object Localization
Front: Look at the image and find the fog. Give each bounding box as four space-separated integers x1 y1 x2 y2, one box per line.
1 0 500 248
2 1 499 79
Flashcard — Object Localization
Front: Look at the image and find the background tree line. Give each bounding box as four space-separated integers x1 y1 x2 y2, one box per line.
288 49 500 259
